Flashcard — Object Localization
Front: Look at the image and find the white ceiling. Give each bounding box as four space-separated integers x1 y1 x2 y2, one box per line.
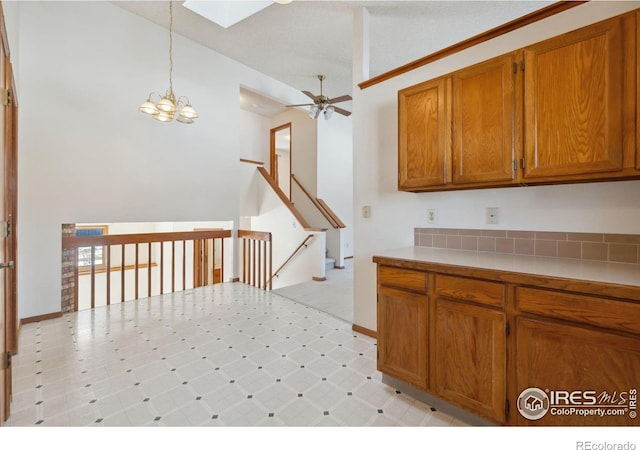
114 0 554 117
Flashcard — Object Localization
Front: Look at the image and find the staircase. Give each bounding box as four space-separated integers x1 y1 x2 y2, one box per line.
325 256 336 271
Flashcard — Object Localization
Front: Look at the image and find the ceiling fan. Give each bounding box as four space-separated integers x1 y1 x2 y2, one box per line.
286 75 352 119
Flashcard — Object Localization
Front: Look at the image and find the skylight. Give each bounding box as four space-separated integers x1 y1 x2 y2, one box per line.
183 1 274 29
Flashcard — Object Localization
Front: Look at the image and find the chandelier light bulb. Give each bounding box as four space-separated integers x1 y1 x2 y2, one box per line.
138 97 158 115
179 104 198 120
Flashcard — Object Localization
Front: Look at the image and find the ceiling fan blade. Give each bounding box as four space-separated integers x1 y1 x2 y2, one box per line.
333 106 351 117
302 91 318 101
285 103 314 107
328 95 352 104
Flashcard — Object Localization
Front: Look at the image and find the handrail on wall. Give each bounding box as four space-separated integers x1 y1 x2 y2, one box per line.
268 234 315 287
62 229 232 311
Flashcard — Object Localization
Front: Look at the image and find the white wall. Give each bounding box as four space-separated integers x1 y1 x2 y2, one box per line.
317 113 354 258
239 108 270 163
352 1 640 332
8 1 308 319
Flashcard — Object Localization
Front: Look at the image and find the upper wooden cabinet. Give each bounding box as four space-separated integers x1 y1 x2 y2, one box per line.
523 14 634 181
398 77 450 190
398 10 639 192
451 53 519 186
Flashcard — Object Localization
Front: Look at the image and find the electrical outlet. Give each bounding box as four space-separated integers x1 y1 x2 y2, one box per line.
362 205 371 218
427 209 437 224
486 207 499 224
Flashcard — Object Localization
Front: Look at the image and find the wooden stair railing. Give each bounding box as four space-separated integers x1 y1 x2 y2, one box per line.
268 234 315 287
62 229 232 311
291 173 346 229
238 229 273 290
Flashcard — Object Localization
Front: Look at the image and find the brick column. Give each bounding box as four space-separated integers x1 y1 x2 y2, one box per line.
61 224 76 313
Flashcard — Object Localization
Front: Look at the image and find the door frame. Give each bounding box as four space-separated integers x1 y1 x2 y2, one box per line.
269 122 292 199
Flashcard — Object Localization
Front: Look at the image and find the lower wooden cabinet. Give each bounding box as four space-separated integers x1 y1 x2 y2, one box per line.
515 317 640 426
433 298 506 423
377 286 428 390
374 259 640 426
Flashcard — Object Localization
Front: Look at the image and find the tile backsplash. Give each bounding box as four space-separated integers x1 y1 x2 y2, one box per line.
414 228 640 264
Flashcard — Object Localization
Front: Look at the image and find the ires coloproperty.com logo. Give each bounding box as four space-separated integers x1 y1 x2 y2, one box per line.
517 387 637 420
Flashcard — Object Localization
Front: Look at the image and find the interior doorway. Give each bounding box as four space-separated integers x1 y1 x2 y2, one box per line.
270 123 291 199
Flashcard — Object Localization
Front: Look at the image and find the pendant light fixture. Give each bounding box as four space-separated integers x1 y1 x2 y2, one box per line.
139 0 198 124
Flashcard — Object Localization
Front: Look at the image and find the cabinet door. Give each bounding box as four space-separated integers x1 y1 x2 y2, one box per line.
377 286 428 389
398 77 450 190
451 53 517 185
523 16 625 179
515 317 640 426
433 298 506 423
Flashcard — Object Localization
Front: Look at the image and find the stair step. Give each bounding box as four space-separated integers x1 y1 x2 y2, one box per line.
325 257 335 270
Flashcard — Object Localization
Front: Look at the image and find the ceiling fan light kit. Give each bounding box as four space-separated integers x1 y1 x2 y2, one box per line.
139 0 198 124
288 75 351 120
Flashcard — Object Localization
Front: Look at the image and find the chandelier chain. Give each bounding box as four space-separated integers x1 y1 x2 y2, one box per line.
168 0 174 94
138 0 197 123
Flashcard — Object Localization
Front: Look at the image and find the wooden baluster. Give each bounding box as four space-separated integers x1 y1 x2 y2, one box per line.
135 243 139 300
121 244 125 302
147 242 152 297
242 238 247 284
182 240 186 290
192 239 197 288
268 238 272 290
160 241 164 295
220 237 224 284
258 240 263 289
90 245 96 309
205 239 209 285
106 244 111 306
262 241 267 289
171 240 175 293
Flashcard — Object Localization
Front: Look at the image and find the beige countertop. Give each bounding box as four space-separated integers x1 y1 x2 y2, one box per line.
373 247 640 288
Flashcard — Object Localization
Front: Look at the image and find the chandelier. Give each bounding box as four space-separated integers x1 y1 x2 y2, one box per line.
139 0 198 124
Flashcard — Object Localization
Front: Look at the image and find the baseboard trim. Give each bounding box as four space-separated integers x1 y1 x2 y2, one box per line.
352 323 376 339
312 276 326 282
21 311 63 325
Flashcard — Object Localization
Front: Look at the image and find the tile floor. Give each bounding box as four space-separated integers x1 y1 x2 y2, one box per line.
6 281 468 427
273 258 354 323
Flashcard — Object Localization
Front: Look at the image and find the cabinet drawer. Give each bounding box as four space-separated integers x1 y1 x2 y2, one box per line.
378 266 427 293
516 287 640 335
435 274 504 308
